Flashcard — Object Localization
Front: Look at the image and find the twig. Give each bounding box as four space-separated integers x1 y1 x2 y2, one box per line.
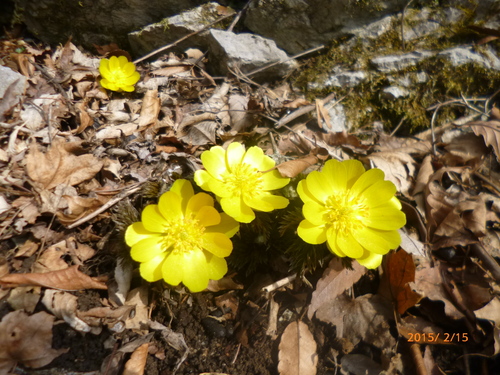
409 343 428 375
246 44 326 77
133 14 236 64
429 104 440 157
67 182 144 229
470 243 500 284
262 273 297 293
227 0 252 32
401 0 415 51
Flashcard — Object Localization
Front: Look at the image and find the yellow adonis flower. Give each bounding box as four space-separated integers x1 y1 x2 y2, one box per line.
194 142 290 223
297 159 406 269
125 179 239 292
99 55 140 92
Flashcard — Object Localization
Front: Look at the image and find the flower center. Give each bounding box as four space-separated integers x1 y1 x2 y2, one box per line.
107 69 130 86
222 163 263 198
162 216 205 254
324 192 369 235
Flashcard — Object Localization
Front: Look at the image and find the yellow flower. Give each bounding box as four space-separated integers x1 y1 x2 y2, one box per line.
99 56 140 92
125 179 239 292
297 159 406 269
194 142 290 223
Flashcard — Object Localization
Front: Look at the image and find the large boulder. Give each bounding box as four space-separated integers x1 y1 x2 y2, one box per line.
14 0 210 52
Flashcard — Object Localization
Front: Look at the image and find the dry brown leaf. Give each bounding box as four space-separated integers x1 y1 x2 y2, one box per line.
397 316 448 345
366 151 416 197
26 138 103 190
123 343 149 375
6 286 41 312
228 94 251 132
56 194 110 226
308 258 366 320
278 321 318 375
138 89 160 128
0 311 68 373
380 249 422 314
468 120 500 161
0 265 107 291
276 154 318 178
153 65 191 77
42 289 93 333
315 294 395 350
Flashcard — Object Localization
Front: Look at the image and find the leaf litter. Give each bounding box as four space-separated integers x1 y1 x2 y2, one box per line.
1 21 500 375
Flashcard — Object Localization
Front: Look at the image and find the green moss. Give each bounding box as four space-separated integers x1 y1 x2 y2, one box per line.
292 7 500 135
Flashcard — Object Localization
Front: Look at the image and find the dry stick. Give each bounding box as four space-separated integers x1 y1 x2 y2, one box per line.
67 183 144 229
133 14 236 65
227 0 253 32
470 243 500 284
409 343 428 375
245 44 326 77
401 0 415 51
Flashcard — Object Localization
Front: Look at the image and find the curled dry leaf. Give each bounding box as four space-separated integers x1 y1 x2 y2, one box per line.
367 150 416 197
308 258 366 320
123 343 149 375
0 265 107 291
26 138 103 190
42 289 93 333
379 249 422 314
138 89 160 128
276 154 318 178
278 321 318 375
468 120 500 161
0 311 68 373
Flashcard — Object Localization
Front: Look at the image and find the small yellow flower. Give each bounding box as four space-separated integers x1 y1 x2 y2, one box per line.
297 159 406 269
99 56 140 92
194 142 290 223
125 179 239 292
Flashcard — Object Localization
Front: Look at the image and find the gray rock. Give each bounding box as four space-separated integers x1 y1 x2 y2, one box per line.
244 0 409 54
15 0 209 51
129 2 221 57
308 70 366 90
437 46 500 70
382 86 410 99
326 104 349 132
207 29 298 81
0 66 27 121
371 51 434 72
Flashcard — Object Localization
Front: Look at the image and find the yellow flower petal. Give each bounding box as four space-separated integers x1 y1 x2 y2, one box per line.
208 178 233 198
353 227 401 255
201 148 227 179
109 56 120 71
244 195 274 212
139 255 165 282
205 213 239 237
260 194 289 209
242 146 265 170
350 168 385 197
162 251 189 287
220 196 255 223
170 179 194 213
343 159 366 188
297 220 327 244
205 253 228 280
326 227 346 257
158 191 183 221
336 232 364 258
123 62 137 76
195 206 221 227
130 235 165 262
261 170 290 190
125 222 152 247
142 205 167 232
356 252 384 269
304 171 331 203
99 59 110 77
321 159 348 193
359 180 397 207
226 142 245 171
194 170 213 191
366 206 406 230
303 201 327 226
180 250 210 292
117 55 129 67
187 192 214 216
297 179 319 204
202 232 233 257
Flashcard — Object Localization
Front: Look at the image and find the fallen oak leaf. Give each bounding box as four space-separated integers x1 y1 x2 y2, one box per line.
468 120 500 162
123 343 149 375
26 137 103 190
0 311 68 373
278 321 318 375
0 265 107 291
